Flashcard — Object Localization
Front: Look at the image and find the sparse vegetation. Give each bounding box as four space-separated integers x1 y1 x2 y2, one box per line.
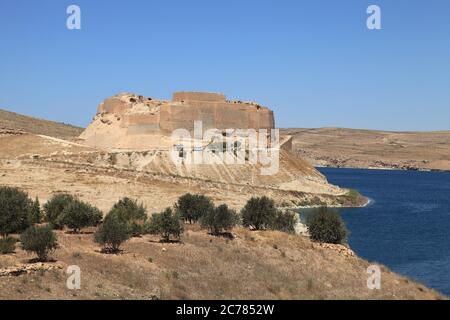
307 207 348 244
200 204 240 235
241 196 277 230
20 225 58 261
347 189 361 201
175 193 214 224
44 193 76 229
0 236 16 254
146 208 184 242
59 199 102 233
272 210 298 234
108 197 147 236
94 213 131 253
0 186 33 237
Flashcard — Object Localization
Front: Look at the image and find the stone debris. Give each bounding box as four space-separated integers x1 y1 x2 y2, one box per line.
294 222 310 237
0 263 63 277
313 242 356 258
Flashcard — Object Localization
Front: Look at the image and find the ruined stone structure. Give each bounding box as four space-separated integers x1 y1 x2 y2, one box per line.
98 91 273 133
80 92 275 150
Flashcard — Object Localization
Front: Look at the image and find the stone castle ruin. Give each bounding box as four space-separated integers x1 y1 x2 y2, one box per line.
80 92 275 150
75 91 342 196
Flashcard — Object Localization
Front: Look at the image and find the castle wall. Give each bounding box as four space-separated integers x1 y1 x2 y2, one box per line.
92 92 275 138
123 113 161 134
173 92 226 102
158 101 274 134
98 97 129 114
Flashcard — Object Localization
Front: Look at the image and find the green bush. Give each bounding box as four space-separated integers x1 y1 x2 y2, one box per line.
241 196 277 230
146 208 184 242
44 193 76 229
0 186 33 236
94 213 131 253
59 199 103 233
200 204 240 235
20 225 58 261
28 197 42 225
175 193 214 223
0 236 16 254
272 210 298 234
306 207 348 244
108 197 147 236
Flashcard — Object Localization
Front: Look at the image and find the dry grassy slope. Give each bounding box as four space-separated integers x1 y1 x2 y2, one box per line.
0 226 444 300
282 127 450 171
0 108 83 138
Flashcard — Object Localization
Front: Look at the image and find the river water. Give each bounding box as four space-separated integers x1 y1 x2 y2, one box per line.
299 167 450 297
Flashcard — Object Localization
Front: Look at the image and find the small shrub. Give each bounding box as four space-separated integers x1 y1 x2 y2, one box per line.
306 207 348 244
59 199 102 233
347 189 361 201
200 204 240 235
241 196 277 230
20 225 58 261
44 193 76 229
175 193 214 223
0 186 33 236
94 213 131 253
146 208 184 242
28 197 42 225
108 197 147 236
0 236 16 254
271 210 298 234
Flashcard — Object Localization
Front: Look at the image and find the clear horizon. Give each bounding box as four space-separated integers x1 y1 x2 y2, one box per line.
1 0 449 131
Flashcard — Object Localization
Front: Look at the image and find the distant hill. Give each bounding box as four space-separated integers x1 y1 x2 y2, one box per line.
0 108 83 138
282 127 450 172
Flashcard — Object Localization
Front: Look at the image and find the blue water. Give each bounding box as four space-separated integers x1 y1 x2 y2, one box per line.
311 168 450 297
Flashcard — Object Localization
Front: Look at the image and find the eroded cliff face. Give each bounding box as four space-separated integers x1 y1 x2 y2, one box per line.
76 92 352 199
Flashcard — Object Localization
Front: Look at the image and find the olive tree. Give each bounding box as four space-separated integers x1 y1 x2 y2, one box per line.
241 196 277 230
200 204 240 235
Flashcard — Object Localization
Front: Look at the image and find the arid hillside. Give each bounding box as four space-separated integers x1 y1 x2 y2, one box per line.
0 132 365 213
0 225 444 300
282 128 450 171
0 110 445 300
0 108 83 138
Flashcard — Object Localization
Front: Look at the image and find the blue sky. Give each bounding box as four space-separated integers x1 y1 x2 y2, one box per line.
0 0 449 130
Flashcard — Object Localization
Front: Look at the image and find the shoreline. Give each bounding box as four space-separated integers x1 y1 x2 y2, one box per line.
315 165 450 173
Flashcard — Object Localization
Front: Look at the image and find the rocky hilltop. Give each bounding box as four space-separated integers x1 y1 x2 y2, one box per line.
75 92 365 207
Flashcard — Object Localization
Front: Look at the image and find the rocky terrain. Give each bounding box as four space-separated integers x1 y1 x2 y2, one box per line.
282 128 450 172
